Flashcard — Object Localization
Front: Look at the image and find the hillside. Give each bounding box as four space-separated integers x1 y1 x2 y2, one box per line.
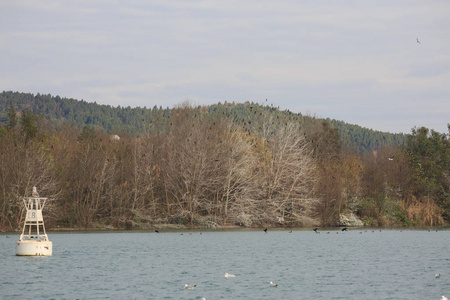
1 91 448 230
0 91 405 153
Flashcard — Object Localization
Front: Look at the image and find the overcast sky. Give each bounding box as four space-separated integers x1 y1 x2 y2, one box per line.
1 1 449 134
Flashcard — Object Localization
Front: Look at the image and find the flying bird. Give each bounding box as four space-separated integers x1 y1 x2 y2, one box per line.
416 37 421 44
342 227 348 232
263 228 268 233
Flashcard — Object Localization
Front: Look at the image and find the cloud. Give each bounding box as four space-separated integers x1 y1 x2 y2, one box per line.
1 0 449 134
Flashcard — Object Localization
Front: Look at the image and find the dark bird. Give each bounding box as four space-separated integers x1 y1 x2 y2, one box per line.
416 37 421 44
155 230 159 233
313 228 318 232
263 228 268 233
342 227 348 232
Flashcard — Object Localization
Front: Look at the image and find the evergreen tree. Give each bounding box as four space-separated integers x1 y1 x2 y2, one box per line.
7 105 18 131
20 110 39 142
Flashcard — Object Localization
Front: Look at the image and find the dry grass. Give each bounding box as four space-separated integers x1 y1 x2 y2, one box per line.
400 195 444 226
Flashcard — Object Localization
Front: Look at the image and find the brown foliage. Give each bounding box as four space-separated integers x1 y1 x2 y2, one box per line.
400 195 444 226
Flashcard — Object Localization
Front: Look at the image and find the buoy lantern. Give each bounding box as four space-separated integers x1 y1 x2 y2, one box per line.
16 187 52 256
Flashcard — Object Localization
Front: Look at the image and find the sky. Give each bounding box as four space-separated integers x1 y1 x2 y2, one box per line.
1 1 449 134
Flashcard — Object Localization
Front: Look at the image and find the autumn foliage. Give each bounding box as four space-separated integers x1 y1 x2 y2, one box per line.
0 102 448 231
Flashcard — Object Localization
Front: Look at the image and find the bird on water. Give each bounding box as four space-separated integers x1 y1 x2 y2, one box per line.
184 284 196 290
224 272 236 278
270 281 278 287
342 227 348 232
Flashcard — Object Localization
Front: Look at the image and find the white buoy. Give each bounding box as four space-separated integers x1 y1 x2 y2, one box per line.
16 187 52 256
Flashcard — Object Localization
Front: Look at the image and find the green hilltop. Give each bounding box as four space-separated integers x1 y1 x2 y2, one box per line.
0 91 405 153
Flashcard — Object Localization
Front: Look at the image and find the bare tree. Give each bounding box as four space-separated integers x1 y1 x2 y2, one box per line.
257 119 318 226
65 128 116 228
0 133 59 230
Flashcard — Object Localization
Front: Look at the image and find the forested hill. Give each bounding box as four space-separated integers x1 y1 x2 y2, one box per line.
0 91 405 153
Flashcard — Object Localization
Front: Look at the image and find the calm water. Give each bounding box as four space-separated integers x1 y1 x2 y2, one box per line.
1 229 449 300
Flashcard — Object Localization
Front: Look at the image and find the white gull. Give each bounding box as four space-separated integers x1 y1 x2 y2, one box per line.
184 284 196 290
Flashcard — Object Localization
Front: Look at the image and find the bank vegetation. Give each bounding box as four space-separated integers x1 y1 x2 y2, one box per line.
0 99 449 231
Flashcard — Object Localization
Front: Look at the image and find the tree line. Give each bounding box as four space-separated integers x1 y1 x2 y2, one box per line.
0 91 406 154
0 98 448 231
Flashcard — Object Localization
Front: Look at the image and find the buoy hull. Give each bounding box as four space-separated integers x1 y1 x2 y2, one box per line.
16 240 52 256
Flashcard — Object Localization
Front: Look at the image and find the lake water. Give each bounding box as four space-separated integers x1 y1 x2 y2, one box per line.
1 229 449 299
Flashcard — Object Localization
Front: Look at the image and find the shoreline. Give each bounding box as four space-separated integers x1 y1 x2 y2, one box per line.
2 224 449 234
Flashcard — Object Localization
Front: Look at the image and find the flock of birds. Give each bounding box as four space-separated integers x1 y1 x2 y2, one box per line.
181 229 284 298
178 227 445 299
183 271 278 299
311 227 382 234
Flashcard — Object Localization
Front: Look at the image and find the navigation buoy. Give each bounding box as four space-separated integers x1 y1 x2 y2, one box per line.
16 187 52 256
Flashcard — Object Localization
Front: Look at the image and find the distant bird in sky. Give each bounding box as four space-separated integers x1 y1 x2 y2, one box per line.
184 284 196 290
224 272 236 278
270 281 278 287
417 37 421 44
